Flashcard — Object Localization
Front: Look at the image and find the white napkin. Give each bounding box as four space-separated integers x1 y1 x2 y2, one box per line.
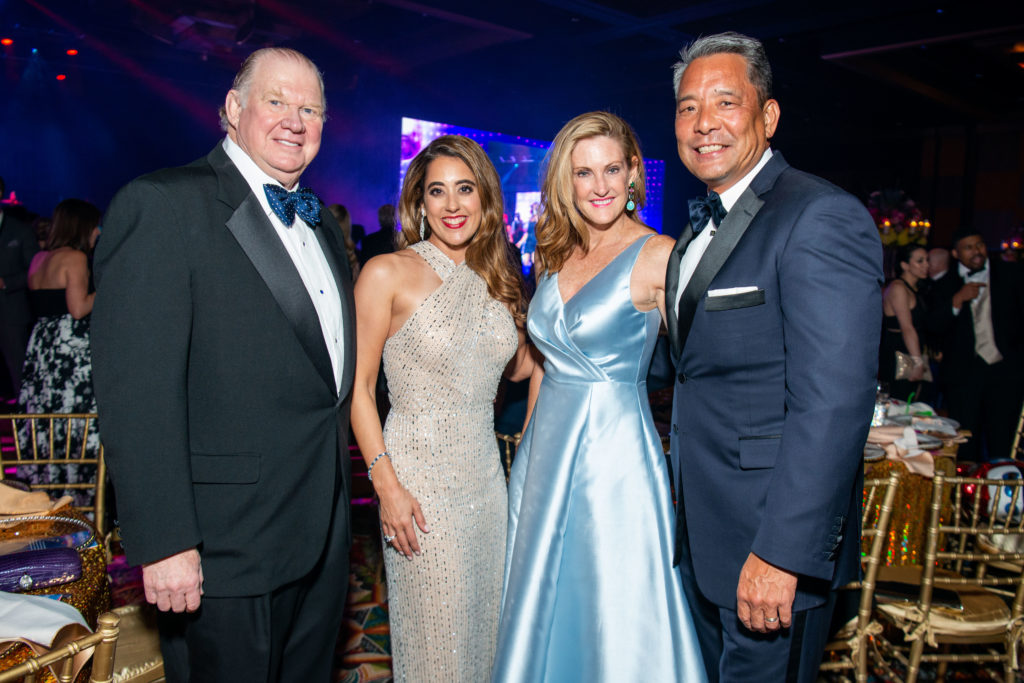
0 592 89 644
885 427 935 477
894 427 924 455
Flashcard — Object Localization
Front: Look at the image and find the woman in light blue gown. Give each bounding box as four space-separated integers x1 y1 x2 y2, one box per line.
492 112 706 682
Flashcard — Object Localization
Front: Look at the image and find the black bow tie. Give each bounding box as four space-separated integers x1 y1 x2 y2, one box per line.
264 184 321 227
688 192 727 234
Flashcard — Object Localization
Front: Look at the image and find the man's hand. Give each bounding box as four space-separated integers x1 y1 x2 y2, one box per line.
736 552 798 633
952 282 984 309
142 548 204 613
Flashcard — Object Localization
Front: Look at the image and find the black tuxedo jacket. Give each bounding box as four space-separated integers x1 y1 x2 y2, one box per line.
92 144 356 596
664 152 882 610
927 260 1024 384
0 211 39 321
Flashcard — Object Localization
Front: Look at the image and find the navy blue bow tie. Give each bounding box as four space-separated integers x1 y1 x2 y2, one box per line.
688 191 727 234
264 184 321 227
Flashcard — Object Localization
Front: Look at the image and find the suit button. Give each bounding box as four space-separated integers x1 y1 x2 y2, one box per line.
677 373 686 384
672 424 679 435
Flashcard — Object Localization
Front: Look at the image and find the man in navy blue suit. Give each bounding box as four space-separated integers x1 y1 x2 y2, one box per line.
664 32 882 682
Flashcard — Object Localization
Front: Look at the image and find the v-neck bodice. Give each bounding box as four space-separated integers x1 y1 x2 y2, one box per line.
528 234 658 385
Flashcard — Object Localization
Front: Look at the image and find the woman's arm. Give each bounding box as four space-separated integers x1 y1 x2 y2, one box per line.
632 233 675 322
521 359 545 434
64 251 95 319
351 256 428 559
505 326 541 382
888 282 925 381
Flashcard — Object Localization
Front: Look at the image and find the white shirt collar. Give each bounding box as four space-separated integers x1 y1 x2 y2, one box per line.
222 136 298 217
958 259 989 280
717 148 773 211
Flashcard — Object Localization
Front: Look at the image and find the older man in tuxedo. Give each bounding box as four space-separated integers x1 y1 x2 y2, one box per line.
928 228 1024 461
92 48 355 682
664 32 882 682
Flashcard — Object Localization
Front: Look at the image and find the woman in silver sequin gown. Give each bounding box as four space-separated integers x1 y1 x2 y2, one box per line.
351 135 534 681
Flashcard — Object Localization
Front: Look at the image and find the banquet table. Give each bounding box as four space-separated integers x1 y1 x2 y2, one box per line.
863 433 965 566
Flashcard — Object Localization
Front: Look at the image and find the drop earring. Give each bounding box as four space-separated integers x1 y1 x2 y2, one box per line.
625 181 636 212
419 208 427 240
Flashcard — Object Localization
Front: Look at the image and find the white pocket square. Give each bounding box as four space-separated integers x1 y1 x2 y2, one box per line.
707 286 759 297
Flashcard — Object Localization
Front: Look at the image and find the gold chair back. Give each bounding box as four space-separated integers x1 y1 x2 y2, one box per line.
877 472 1024 683
1012 399 1024 460
495 432 521 483
0 414 106 540
821 471 901 682
0 611 119 683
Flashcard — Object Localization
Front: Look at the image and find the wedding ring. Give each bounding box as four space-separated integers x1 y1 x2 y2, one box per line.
383 534 395 543
765 616 779 623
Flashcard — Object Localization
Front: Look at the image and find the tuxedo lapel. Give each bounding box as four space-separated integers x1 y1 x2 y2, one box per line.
672 152 789 357
666 226 696 362
674 189 764 354
210 146 337 395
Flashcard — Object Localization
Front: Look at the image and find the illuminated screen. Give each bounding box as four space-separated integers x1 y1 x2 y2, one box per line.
400 117 664 246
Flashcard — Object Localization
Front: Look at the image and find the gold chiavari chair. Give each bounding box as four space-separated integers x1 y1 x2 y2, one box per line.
0 612 119 683
495 432 521 483
876 472 1024 683
0 414 107 541
1011 399 1024 460
820 471 901 682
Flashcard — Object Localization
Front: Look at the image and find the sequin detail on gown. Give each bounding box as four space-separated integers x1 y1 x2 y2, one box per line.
493 235 707 682
382 240 517 682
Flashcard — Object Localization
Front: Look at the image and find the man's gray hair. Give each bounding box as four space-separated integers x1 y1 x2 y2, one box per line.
672 31 772 106
218 47 327 132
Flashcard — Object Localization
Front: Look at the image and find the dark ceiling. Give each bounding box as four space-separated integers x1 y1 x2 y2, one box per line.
5 0 1024 131
2 0 1023 232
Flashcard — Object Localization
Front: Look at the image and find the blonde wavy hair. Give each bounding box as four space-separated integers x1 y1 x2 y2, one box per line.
398 135 527 324
536 111 647 275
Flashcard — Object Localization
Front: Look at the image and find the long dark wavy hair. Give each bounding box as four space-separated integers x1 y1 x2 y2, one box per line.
398 135 527 324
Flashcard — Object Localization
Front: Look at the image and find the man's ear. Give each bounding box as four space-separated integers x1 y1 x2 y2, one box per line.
763 99 780 140
224 90 243 129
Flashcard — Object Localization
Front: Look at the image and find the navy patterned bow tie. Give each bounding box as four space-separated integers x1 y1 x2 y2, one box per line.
264 184 321 227
687 191 727 234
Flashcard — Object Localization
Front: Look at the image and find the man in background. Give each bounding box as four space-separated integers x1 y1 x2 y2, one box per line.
928 228 1024 461
0 176 39 398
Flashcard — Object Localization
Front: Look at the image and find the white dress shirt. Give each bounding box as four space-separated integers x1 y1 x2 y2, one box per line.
953 259 989 314
223 136 345 393
674 149 773 313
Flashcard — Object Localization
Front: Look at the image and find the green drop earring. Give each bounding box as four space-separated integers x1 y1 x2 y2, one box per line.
625 181 636 212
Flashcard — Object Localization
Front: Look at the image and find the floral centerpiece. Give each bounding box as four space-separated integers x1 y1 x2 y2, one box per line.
867 189 930 246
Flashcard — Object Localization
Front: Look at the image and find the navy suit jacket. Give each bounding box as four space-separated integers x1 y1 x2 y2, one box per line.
665 152 882 610
92 144 356 596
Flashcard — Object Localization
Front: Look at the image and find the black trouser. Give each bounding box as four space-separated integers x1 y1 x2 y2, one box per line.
945 356 1024 462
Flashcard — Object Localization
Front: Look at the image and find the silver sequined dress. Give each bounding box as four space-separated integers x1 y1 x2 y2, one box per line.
382 240 517 682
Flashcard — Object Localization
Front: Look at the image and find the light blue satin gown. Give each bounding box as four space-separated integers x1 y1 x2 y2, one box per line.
492 235 706 682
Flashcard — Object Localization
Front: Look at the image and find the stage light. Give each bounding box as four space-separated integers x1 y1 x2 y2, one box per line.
0 38 12 46
31 48 37 54
66 49 78 56
56 74 66 81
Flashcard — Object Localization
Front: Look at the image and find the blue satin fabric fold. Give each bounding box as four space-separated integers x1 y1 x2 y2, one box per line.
494 236 706 682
